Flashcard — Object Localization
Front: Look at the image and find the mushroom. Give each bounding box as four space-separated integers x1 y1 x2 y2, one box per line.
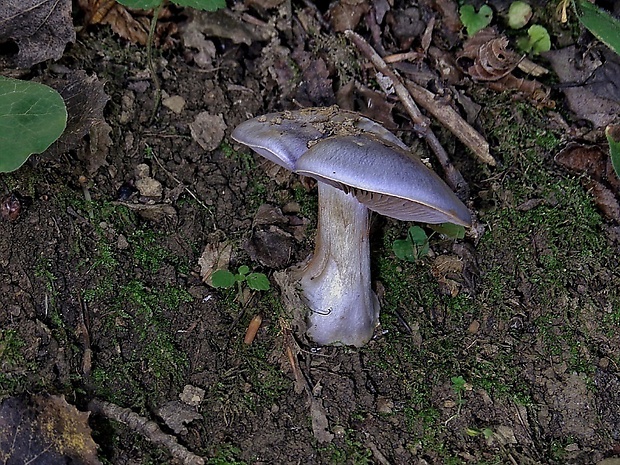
232 107 471 347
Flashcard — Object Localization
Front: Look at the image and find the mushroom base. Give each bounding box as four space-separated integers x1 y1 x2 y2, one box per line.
294 183 380 347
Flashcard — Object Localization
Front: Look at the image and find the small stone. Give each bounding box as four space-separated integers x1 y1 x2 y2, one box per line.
179 385 205 407
117 234 129 250
376 396 393 414
162 95 186 114
135 177 163 199
135 163 150 178
282 201 301 214
189 112 227 151
332 425 346 436
1 193 22 222
468 320 480 334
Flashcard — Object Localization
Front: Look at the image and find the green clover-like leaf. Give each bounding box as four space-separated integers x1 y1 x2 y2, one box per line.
507 1 532 29
392 226 429 262
460 4 493 36
246 273 270 291
211 269 236 288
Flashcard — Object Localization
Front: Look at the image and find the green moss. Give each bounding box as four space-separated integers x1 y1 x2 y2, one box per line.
129 229 171 272
91 280 191 405
223 141 256 173
207 444 248 465
318 431 373 465
0 330 28 393
294 185 319 224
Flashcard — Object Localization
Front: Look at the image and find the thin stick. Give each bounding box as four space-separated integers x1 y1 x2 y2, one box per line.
88 398 205 465
149 148 215 224
405 80 496 166
345 30 469 198
147 3 164 124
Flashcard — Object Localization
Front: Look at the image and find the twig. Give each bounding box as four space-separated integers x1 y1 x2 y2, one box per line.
76 295 92 378
149 149 215 223
345 30 469 198
367 441 392 465
88 398 205 465
405 80 496 166
383 51 424 63
147 3 164 124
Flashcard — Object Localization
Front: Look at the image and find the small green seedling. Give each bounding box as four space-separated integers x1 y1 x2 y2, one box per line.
507 1 532 29
465 427 494 440
393 226 429 262
211 265 271 292
0 76 67 172
392 223 466 262
516 24 551 54
451 375 468 407
451 375 467 394
459 4 493 36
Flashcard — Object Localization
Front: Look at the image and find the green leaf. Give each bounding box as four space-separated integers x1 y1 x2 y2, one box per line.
246 273 270 291
507 1 532 29
172 0 226 11
115 0 163 8
451 375 466 392
407 225 428 246
428 223 466 239
237 265 250 276
527 24 551 54
0 77 67 173
576 0 620 55
392 226 429 262
211 269 236 288
392 239 413 262
606 125 620 179
517 24 551 54
459 4 493 36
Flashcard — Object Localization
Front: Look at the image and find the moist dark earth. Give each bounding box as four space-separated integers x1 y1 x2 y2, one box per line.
1 1 620 464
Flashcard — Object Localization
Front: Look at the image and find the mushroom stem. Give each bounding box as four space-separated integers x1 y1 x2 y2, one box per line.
295 182 380 347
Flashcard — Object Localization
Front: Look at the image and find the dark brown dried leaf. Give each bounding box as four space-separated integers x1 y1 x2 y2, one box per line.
0 394 101 465
555 143 608 181
486 74 552 106
45 71 110 158
385 7 425 50
78 0 176 46
586 179 620 222
291 49 334 106
458 29 521 81
0 0 75 67
555 143 620 191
